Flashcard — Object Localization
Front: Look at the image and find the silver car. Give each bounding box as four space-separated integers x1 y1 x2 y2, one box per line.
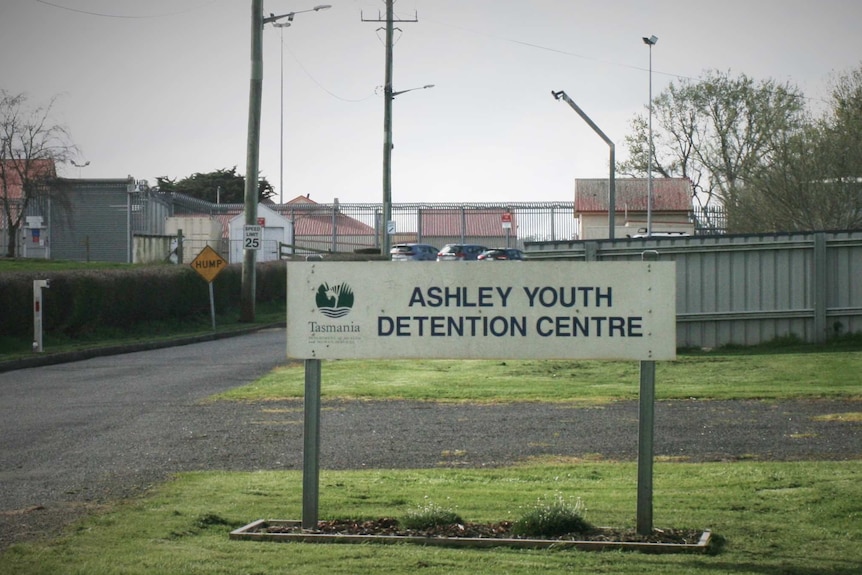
390 243 439 261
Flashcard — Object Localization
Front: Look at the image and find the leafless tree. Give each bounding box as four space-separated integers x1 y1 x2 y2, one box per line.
0 91 77 257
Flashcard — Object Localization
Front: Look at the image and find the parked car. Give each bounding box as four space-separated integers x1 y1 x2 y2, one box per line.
436 244 488 261
390 243 439 261
477 248 524 261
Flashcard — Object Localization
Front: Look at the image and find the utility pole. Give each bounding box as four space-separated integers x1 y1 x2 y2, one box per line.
362 0 417 256
241 0 264 322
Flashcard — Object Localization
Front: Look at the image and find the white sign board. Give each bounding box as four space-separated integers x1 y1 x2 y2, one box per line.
286 261 676 361
244 225 262 250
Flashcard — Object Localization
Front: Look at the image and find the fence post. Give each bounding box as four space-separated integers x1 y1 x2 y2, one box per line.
813 232 828 343
176 229 184 265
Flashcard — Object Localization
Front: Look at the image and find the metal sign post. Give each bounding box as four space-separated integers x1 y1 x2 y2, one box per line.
189 246 228 330
637 359 656 535
637 249 661 535
302 359 322 529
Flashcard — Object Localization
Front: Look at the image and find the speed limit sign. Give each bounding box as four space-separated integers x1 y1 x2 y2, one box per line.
243 225 262 250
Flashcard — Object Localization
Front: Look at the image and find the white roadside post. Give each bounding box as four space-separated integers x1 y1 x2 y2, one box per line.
33 279 49 352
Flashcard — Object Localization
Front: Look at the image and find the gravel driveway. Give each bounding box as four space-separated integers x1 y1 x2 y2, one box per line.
1 329 860 552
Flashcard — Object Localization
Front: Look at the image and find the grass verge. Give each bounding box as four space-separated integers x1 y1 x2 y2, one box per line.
2 461 860 575
214 349 862 403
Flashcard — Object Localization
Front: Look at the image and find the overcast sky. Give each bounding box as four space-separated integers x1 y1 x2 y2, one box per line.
2 0 860 204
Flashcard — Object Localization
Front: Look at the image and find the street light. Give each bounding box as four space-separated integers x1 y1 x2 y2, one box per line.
264 4 331 24
382 83 434 255
392 84 434 98
268 5 331 205
642 35 658 237
70 160 90 178
552 90 616 240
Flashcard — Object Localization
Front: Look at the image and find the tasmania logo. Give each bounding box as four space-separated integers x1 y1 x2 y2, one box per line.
315 282 354 318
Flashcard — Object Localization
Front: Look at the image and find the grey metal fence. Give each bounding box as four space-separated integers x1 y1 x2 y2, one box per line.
168 197 581 255
524 231 862 348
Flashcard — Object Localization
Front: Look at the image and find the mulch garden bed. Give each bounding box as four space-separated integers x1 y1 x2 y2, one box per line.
231 518 715 553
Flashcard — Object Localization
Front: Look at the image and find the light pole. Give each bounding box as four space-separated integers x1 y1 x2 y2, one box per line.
551 90 616 240
270 5 331 206
642 35 658 237
381 83 434 255
274 22 289 204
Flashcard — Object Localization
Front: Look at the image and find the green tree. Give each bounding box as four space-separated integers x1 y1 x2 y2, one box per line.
619 70 807 232
0 91 76 257
740 64 862 232
156 167 275 204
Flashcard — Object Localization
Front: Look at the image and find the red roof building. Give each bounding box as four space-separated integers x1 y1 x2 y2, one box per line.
574 177 694 239
0 159 57 201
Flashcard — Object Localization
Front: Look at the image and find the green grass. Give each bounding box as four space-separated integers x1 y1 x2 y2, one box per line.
2 462 860 574
215 349 862 403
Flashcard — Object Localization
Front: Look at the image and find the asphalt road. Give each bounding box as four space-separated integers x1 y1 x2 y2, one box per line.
1 329 860 552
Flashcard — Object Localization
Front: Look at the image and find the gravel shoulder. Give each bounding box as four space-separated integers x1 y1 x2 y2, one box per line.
2 397 860 553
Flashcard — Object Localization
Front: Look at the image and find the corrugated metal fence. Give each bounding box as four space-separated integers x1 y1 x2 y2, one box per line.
524 231 862 348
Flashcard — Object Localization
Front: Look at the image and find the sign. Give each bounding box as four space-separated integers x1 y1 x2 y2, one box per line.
286 261 676 361
501 213 512 230
190 245 227 283
386 220 396 235
244 224 262 250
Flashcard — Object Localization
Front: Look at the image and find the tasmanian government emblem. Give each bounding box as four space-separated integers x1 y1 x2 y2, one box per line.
315 282 354 318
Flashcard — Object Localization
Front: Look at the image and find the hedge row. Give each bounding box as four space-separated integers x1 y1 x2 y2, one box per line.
0 261 286 339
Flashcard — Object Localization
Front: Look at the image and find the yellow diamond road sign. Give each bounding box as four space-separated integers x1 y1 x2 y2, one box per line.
190 245 227 283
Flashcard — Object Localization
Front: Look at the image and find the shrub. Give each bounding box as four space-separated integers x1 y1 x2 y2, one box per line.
511 494 593 537
0 261 286 342
401 499 463 530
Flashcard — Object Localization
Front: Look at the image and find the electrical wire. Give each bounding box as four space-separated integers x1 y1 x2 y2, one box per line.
34 0 218 19
282 39 377 103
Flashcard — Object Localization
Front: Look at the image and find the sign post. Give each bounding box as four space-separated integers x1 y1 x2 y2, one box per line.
302 359 322 528
190 245 228 329
285 261 676 532
501 212 513 248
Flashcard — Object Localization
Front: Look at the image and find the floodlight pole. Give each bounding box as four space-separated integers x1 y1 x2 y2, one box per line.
552 90 616 239
643 35 658 237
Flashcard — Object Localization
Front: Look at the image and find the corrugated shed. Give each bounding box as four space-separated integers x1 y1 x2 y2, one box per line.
420 209 517 237
575 178 692 213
